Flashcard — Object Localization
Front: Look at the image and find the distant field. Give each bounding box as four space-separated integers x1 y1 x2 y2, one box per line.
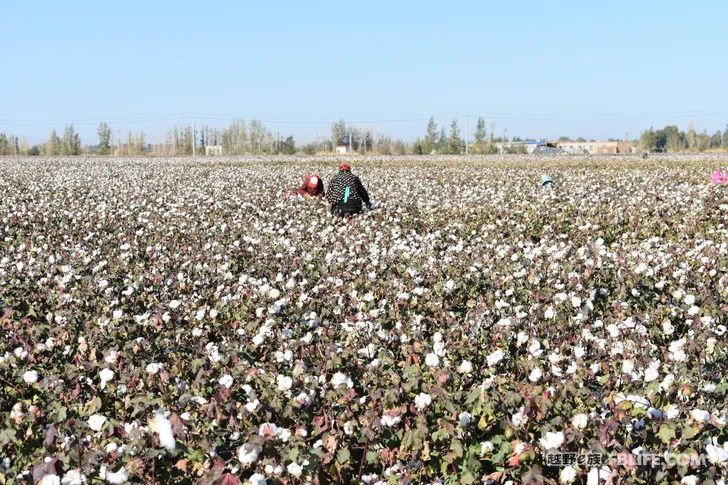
1 156 726 484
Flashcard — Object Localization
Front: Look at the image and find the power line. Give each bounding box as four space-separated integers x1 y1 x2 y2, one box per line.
1 109 727 131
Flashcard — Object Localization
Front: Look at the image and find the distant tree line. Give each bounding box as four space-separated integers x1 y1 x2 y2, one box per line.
3 118 727 156
640 124 728 152
0 116 510 156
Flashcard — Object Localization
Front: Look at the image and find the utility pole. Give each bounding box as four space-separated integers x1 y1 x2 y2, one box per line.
464 114 469 155
192 113 196 158
348 131 352 151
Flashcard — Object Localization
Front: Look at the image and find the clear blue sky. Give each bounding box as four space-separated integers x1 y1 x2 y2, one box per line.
2 0 727 144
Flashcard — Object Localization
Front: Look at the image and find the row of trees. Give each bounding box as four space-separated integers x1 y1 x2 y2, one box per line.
4 120 728 156
640 124 728 152
412 117 503 154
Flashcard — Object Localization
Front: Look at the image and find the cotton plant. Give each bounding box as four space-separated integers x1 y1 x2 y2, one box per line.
0 155 726 483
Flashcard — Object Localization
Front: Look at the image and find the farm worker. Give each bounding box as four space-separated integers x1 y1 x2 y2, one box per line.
291 174 324 197
541 175 554 189
710 170 728 185
327 164 371 217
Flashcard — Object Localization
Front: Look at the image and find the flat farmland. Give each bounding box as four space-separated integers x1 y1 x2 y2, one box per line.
1 155 726 484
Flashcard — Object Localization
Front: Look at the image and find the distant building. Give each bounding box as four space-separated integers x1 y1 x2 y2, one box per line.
556 141 636 155
205 145 223 156
335 145 354 154
493 141 540 154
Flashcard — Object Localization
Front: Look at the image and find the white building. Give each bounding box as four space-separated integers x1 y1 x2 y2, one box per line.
335 145 354 155
205 145 223 156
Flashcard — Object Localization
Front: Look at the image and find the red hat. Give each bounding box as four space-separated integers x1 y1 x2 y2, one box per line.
306 175 319 189
338 163 351 171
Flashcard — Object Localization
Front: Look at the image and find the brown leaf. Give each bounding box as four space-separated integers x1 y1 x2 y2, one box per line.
324 434 337 454
169 413 187 438
214 474 241 485
174 459 189 473
43 424 57 447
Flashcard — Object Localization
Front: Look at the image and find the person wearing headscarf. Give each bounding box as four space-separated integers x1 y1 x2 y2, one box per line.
326 164 371 216
291 174 325 197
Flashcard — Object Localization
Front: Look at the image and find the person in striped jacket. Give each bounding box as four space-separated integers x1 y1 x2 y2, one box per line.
326 164 371 217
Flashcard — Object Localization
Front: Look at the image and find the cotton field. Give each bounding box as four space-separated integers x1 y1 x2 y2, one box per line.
1 155 727 484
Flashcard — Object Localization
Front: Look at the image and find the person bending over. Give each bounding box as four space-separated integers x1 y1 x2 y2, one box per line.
326 164 371 217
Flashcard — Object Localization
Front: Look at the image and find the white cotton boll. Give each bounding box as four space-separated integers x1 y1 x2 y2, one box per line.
663 405 680 420
458 412 474 427
539 431 564 450
486 349 504 366
146 362 162 374
287 462 303 477
248 473 267 485
425 353 439 367
683 294 696 306
219 374 234 389
544 307 555 319
101 466 128 484
680 476 698 485
88 414 106 432
458 360 473 374
516 331 529 346
40 475 60 485
529 367 542 382
381 414 401 427
433 340 446 357
705 441 728 465
330 372 352 389
259 422 278 438
99 368 114 389
528 339 542 357
149 412 176 450
512 407 528 428
61 470 87 485
22 370 39 384
237 442 262 465
690 409 710 423
414 392 432 411
169 300 181 309
668 339 687 362
644 366 659 383
560 465 577 484
571 413 588 430
294 392 311 406
278 428 292 442
277 375 292 391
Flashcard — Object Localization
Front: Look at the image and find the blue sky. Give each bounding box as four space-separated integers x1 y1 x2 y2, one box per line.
1 0 727 144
